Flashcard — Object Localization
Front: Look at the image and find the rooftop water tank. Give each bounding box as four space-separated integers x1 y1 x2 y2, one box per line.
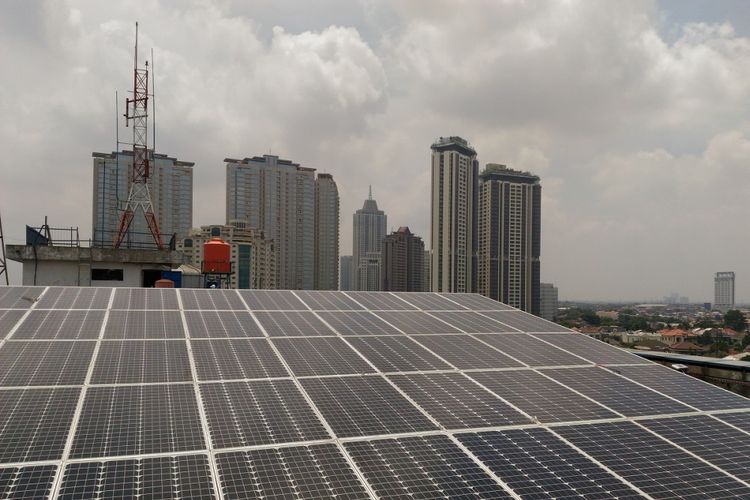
203 237 231 274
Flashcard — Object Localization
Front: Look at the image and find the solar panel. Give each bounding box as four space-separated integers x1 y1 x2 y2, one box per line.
0 341 95 386
180 288 246 310
296 290 363 310
104 310 185 339
112 288 179 310
345 335 453 372
254 310 334 336
11 310 105 340
475 333 591 367
184 310 263 338
345 435 512 499
533 332 649 365
555 421 750 498
239 289 307 310
91 340 192 384
373 310 462 334
272 337 376 376
0 287 43 308
412 334 525 369
481 310 568 332
216 444 370 499
715 411 750 433
458 428 639 498
200 380 329 448
343 291 416 310
0 309 25 338
317 310 402 335
35 286 110 309
0 465 56 499
429 311 518 333
438 292 515 310
191 339 289 380
393 291 469 310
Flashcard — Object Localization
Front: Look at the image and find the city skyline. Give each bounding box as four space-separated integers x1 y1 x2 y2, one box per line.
2 1 750 302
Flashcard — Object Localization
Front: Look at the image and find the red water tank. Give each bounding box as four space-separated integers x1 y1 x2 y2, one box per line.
202 237 231 274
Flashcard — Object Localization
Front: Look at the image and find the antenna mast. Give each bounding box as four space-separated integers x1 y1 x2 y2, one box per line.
113 22 164 249
0 210 8 285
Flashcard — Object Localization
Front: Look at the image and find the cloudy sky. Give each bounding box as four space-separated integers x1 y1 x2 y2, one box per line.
1 0 749 302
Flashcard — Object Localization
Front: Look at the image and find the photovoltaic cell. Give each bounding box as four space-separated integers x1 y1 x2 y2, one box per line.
272 337 375 376
429 311 517 333
438 293 514 310
373 311 462 334
254 311 334 337
0 387 79 462
70 384 205 459
59 455 216 499
0 341 95 386
458 429 639 499
389 373 531 428
715 411 750 433
413 335 524 369
543 367 693 417
201 380 329 448
296 290 364 310
317 311 402 335
112 288 179 310
11 309 105 340
393 292 469 310
0 287 43 309
476 333 590 367
0 465 57 500
35 286 110 309
481 310 568 332
344 291 416 310
469 370 618 423
641 415 750 482
345 435 511 499
555 421 750 498
346 335 452 372
216 444 370 500
300 375 438 437
104 310 185 339
191 339 289 381
91 340 193 384
532 333 647 365
0 309 26 338
185 310 263 338
180 289 246 310
608 364 750 411
239 290 307 310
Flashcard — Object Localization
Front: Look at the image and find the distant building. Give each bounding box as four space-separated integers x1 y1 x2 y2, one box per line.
92 151 193 248
339 255 353 291
225 155 316 289
714 272 735 311
430 136 478 293
477 164 541 314
382 227 425 292
422 249 431 292
177 222 275 289
353 187 386 291
314 174 339 290
540 283 558 321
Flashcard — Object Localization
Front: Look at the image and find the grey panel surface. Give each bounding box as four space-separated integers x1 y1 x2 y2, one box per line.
556 421 750 499
216 444 370 500
438 293 515 310
104 310 185 339
300 375 438 437
91 340 192 384
346 335 453 372
239 290 307 310
296 290 364 310
0 309 25 338
180 289 246 310
185 310 263 338
374 311 462 334
715 411 750 433
482 310 568 332
254 311 333 337
318 310 403 335
12 309 105 340
201 380 329 448
430 311 517 333
191 339 288 381
413 335 524 369
345 435 512 499
35 286 111 309
389 373 531 428
0 465 57 500
393 292 469 310
0 287 43 309
344 291 417 310
533 333 647 365
0 341 95 386
476 333 590 367
272 337 375 376
112 288 179 310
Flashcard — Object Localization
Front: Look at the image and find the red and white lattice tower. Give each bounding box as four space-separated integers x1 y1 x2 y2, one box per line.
113 23 163 250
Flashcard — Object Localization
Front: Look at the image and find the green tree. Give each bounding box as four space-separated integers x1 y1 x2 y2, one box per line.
724 310 747 332
742 334 750 350
581 310 601 326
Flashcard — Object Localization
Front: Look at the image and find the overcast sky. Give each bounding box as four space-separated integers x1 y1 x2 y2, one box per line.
1 0 749 302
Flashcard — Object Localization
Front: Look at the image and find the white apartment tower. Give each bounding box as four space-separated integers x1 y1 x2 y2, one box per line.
315 174 340 290
714 272 735 311
430 137 478 293
352 187 387 291
226 155 315 289
92 151 193 248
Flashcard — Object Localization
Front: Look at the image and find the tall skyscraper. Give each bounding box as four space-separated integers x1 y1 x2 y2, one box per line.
92 151 193 248
477 164 541 314
540 283 558 321
382 226 425 292
352 187 387 291
225 155 315 289
430 136 478 293
714 272 735 311
422 249 431 292
339 255 353 291
314 174 339 290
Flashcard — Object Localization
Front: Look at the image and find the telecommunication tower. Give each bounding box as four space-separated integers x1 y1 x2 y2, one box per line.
113 23 163 249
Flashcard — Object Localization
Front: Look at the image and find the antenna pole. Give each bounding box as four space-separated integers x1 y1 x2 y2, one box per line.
151 47 156 153
0 210 9 285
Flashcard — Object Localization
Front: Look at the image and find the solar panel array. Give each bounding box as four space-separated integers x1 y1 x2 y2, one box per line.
0 286 749 499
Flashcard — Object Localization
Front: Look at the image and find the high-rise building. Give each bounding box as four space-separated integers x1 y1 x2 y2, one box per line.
382 227 425 292
714 272 735 311
422 249 431 292
225 155 316 289
339 255 353 291
92 151 193 248
430 136 478 293
477 164 541 314
352 187 387 291
315 174 339 290
540 283 558 322
177 221 275 289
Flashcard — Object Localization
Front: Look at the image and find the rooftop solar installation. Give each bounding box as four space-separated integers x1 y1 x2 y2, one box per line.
0 286 748 499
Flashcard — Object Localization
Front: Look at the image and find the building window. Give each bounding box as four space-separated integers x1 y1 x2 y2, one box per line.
92 268 124 281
